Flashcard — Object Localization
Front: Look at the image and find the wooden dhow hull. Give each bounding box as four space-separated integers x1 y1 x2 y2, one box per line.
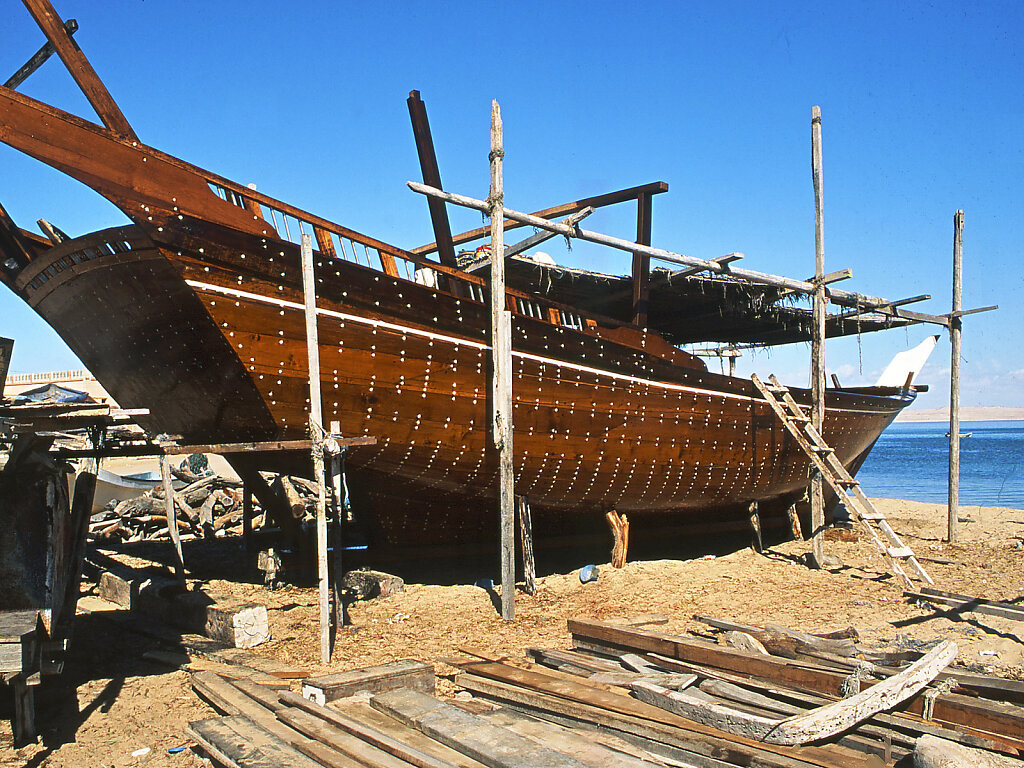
0 64 916 546
5 220 913 545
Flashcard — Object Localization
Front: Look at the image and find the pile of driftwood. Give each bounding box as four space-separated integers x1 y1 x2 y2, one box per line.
182 618 1024 768
89 474 246 543
89 469 333 543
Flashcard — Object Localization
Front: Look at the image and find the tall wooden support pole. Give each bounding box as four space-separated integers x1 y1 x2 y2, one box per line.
408 90 458 268
631 192 653 327
329 419 344 630
810 106 826 567
948 210 964 543
300 233 330 663
489 101 515 621
160 455 185 585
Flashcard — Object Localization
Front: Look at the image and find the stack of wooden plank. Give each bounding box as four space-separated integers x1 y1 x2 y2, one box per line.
540 618 1024 764
183 620 1024 768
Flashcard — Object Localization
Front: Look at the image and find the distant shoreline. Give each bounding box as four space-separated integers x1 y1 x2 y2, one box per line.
895 406 1024 423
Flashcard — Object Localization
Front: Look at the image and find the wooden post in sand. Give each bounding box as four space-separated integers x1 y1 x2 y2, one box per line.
300 232 331 663
810 106 827 568
517 496 536 596
489 101 515 621
160 455 185 585
948 210 964 544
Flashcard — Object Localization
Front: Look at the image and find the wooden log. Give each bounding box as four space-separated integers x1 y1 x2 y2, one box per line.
914 734 1021 768
631 640 956 745
723 631 770 656
301 659 433 706
748 501 763 554
787 503 804 540
699 679 916 753
274 476 306 520
371 687 592 768
342 570 405 601
160 456 185 584
606 510 629 568
516 496 536 596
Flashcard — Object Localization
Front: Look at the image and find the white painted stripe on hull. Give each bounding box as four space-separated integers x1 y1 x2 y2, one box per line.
186 279 905 415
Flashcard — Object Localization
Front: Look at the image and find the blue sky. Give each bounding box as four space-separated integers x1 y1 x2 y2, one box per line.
1 1 1020 409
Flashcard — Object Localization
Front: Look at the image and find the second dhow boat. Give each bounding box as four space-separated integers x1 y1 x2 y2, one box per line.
0 2 921 547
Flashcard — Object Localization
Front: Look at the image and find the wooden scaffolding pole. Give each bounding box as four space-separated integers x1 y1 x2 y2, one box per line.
489 101 515 621
408 181 955 326
948 210 964 544
300 233 331 662
810 105 826 567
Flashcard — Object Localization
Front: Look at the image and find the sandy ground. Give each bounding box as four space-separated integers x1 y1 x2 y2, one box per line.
3 497 1023 767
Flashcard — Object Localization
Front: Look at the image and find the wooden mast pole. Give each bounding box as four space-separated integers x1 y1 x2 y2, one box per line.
300 233 330 662
489 101 515 621
810 106 826 567
948 210 964 543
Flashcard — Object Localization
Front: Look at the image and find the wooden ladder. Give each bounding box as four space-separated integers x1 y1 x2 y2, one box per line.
751 373 933 586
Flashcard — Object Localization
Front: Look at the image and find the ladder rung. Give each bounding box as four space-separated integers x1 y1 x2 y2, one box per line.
859 511 884 520
839 479 860 487
810 445 834 454
887 546 914 559
790 414 810 423
766 384 789 393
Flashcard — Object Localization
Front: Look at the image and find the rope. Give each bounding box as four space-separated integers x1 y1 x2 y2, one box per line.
921 678 957 721
840 661 877 698
488 149 505 162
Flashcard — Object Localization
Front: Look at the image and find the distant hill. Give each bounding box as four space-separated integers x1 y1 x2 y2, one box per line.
896 406 1024 423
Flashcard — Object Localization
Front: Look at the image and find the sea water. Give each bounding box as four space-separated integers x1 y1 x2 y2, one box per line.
857 420 1024 510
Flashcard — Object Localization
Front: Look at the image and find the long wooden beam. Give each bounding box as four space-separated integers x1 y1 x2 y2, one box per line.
4 17 77 90
20 0 136 140
412 181 669 256
632 640 957 745
407 91 457 267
